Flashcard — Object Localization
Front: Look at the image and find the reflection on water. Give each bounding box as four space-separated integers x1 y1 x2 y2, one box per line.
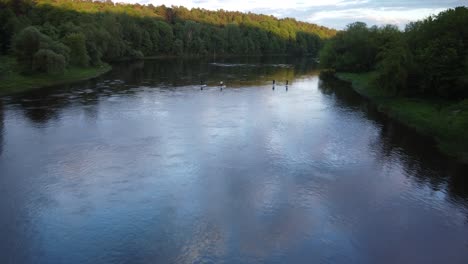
319 79 468 203
0 57 467 264
0 100 3 156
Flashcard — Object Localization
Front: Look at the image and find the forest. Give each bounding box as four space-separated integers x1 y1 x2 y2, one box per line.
319 7 468 100
0 0 335 75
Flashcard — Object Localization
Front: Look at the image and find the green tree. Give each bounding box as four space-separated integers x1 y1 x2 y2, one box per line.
224 23 242 54
157 21 173 53
13 26 44 72
319 39 338 69
173 39 183 55
63 32 89 67
376 39 413 95
32 49 66 74
0 8 15 54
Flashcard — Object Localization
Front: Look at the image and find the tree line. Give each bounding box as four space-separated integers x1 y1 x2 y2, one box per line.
320 7 468 99
0 0 336 75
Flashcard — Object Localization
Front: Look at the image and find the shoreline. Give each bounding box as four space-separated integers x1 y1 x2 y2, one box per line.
0 58 112 96
333 71 468 163
0 54 314 96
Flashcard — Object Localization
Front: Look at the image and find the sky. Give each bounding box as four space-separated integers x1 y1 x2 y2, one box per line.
116 0 466 29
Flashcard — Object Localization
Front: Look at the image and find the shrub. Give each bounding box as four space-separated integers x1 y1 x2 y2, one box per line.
32 49 66 74
13 26 71 73
63 32 89 67
13 26 43 72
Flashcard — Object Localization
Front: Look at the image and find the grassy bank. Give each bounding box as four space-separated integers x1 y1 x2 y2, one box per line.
335 72 468 162
0 56 111 96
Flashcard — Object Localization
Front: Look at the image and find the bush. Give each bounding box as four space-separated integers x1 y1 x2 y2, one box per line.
173 39 183 55
63 32 89 67
33 49 66 74
13 26 43 72
41 39 70 63
13 26 71 73
132 50 144 59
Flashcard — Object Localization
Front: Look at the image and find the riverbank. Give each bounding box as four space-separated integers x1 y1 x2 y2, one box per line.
0 54 304 95
0 56 111 96
334 72 468 162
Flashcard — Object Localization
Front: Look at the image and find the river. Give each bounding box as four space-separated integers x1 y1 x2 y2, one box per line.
1 57 467 264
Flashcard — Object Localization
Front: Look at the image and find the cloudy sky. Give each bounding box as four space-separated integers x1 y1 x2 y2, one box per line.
116 0 466 29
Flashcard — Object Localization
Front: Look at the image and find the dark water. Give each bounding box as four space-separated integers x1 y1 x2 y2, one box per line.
1 57 467 264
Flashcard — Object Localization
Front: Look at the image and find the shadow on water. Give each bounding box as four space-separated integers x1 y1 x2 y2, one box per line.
319 77 468 205
4 57 315 126
108 56 316 87
0 100 3 156
0 99 38 264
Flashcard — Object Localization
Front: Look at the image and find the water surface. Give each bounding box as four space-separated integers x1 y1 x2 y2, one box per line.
1 58 467 264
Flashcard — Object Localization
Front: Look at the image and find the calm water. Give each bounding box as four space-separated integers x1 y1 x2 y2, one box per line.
1 58 467 264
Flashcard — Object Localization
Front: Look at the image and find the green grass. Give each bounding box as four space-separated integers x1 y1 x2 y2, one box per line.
335 72 468 162
0 56 111 95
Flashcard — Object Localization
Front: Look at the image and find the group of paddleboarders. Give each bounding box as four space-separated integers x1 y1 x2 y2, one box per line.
200 80 289 90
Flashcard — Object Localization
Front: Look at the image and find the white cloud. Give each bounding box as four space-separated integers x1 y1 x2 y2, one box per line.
307 7 448 28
